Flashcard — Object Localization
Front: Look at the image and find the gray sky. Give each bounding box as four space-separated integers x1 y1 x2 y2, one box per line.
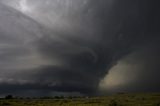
0 0 160 96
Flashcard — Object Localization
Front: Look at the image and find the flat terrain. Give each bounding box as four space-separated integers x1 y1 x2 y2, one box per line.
0 93 160 106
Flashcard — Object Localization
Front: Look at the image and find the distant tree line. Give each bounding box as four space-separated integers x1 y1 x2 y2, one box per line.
3 95 86 99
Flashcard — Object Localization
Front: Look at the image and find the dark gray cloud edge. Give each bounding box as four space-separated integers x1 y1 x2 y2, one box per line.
0 0 160 96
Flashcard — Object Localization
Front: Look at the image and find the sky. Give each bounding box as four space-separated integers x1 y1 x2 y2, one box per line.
0 0 160 97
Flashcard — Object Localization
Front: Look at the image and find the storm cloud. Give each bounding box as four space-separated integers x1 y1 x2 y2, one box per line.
0 0 160 96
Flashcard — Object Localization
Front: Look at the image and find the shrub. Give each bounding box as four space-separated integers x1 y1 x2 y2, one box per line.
5 95 13 99
2 102 11 105
109 100 118 106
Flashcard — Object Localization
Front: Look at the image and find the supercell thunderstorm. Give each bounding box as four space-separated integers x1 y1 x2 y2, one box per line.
0 0 160 96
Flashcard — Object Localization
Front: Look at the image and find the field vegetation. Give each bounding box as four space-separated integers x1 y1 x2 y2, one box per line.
0 93 160 106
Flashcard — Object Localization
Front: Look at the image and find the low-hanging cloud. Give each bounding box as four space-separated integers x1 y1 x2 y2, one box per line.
99 43 160 93
0 0 160 96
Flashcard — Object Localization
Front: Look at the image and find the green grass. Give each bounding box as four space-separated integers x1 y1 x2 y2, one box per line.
0 93 160 106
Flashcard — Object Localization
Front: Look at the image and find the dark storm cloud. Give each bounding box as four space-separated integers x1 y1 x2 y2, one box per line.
100 42 160 93
0 0 160 96
34 0 160 95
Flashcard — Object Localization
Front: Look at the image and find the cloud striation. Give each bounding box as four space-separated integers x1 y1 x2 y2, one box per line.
0 0 160 96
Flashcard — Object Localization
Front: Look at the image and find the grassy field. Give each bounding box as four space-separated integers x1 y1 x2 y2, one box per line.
0 93 160 106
